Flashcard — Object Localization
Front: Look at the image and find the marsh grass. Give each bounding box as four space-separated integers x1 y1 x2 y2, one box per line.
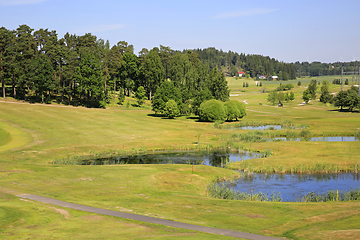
355 130 360 138
208 181 360 202
207 182 282 202
297 188 360 202
218 119 309 130
235 161 360 174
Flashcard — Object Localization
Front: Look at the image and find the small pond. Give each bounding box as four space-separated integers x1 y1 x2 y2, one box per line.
80 150 263 167
222 172 360 202
274 136 359 142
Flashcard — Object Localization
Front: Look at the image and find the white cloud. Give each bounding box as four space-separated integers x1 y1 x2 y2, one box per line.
76 24 126 33
0 0 49 5
214 8 279 19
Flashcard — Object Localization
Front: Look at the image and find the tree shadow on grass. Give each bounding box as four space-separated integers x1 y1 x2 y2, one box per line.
186 116 199 120
147 113 166 118
328 109 360 113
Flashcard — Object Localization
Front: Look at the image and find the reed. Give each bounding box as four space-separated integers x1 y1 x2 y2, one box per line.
233 162 360 174
207 182 282 202
355 130 360 138
297 188 360 202
218 119 308 130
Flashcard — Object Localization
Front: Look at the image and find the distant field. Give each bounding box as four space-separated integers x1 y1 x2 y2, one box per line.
0 76 359 239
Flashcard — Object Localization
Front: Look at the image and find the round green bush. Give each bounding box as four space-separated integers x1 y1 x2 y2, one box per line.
198 99 227 122
224 100 246 121
164 100 180 119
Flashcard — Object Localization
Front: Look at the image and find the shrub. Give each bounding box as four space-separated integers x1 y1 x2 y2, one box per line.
152 81 182 113
234 101 247 118
224 100 246 121
98 100 107 109
179 103 191 116
135 86 146 106
300 129 312 140
164 100 180 119
198 99 227 122
277 83 294 91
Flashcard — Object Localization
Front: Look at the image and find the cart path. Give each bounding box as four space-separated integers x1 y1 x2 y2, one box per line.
18 194 281 240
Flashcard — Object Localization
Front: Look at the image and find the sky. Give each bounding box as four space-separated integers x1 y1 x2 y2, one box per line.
1 0 359 63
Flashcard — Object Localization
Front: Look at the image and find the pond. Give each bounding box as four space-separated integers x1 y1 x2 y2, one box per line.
274 136 359 142
222 172 360 202
80 150 263 167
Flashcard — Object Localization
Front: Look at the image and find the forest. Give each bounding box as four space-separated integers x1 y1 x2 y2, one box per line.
293 61 360 77
0 25 231 109
0 25 301 109
2 24 356 110
191 47 297 80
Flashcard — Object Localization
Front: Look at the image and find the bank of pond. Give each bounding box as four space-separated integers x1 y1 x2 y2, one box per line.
209 172 360 202
55 150 264 167
223 131 359 143
218 121 307 130
52 149 359 203
220 123 360 143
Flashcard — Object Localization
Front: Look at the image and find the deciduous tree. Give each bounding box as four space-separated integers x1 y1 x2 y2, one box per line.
140 48 165 100
152 81 181 113
164 100 180 119
267 91 278 105
319 80 333 103
135 86 146 106
198 99 227 122
302 89 311 103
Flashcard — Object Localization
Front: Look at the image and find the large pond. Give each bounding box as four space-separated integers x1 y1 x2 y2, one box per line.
80 151 263 167
222 172 360 202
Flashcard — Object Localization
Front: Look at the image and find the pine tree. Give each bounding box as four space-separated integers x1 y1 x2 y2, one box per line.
208 67 229 102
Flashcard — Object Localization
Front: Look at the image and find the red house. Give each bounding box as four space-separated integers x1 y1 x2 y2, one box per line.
238 71 245 77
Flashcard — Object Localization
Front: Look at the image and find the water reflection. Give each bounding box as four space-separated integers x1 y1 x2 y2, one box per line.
224 172 360 202
80 151 263 167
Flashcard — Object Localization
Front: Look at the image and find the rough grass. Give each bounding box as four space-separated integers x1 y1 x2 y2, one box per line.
0 76 359 239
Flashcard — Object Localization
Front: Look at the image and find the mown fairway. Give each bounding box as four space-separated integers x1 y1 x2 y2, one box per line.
0 77 359 239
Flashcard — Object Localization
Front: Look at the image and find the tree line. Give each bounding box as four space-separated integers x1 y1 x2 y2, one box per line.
190 47 297 80
293 61 360 77
0 25 230 109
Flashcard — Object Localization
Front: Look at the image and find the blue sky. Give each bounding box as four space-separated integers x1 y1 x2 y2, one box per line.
1 0 359 63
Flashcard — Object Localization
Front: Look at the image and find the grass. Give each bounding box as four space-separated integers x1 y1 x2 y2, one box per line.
0 76 360 239
0 192 228 240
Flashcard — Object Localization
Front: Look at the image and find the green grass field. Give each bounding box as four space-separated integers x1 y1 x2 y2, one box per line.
0 77 359 239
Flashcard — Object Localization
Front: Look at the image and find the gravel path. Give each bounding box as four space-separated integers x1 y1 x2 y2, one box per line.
18 194 281 240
